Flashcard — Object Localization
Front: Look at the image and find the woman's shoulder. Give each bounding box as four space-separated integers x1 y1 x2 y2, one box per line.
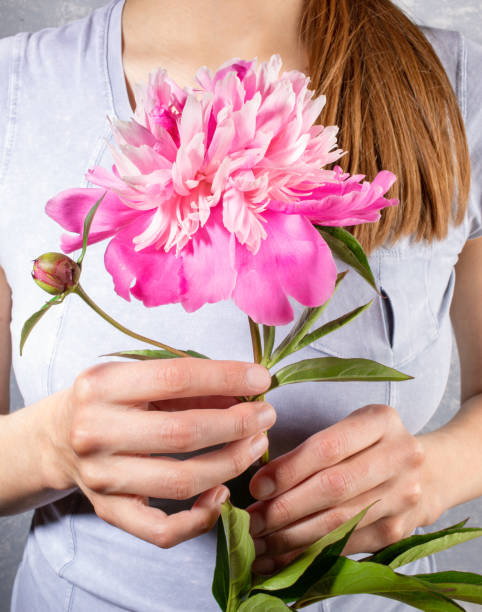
0 2 120 194
0 1 117 87
418 26 482 244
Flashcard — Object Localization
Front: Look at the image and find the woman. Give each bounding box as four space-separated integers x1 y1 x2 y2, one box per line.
0 0 481 610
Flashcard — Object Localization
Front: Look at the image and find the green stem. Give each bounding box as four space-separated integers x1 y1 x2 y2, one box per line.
247 316 270 464
248 316 263 364
261 325 275 366
74 284 190 358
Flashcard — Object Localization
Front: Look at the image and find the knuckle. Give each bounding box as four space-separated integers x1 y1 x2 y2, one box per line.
233 406 256 438
378 518 405 545
271 497 292 526
152 524 173 549
319 469 350 501
408 438 426 467
321 508 350 533
230 447 251 476
219 362 246 394
404 482 422 506
166 468 197 500
366 403 398 426
270 529 294 554
73 368 100 404
314 433 345 465
161 418 200 452
69 414 99 456
79 462 109 493
197 511 217 535
274 460 297 489
156 361 191 394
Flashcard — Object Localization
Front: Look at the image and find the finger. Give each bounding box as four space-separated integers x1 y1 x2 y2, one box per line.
80 433 269 499
149 394 239 412
251 480 410 557
252 547 305 576
247 439 398 535
74 358 271 404
250 404 397 500
341 516 412 555
75 400 276 454
88 485 230 549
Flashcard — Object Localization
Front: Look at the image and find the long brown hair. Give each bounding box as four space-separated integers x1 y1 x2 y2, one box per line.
298 0 470 253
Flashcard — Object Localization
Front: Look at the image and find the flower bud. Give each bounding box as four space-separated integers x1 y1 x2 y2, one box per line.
32 252 81 295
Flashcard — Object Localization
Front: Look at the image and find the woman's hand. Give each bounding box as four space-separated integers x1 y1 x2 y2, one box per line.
246 403 440 574
45 357 275 549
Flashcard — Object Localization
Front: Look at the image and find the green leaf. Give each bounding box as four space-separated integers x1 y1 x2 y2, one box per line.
296 300 373 350
20 295 63 355
77 191 107 266
315 225 379 293
365 520 482 569
213 501 256 612
293 557 465 611
268 357 412 392
213 516 230 612
414 571 482 604
237 594 290 611
253 505 373 595
102 349 210 360
268 272 348 367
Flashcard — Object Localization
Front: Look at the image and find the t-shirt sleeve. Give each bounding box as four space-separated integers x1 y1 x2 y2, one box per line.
464 34 482 240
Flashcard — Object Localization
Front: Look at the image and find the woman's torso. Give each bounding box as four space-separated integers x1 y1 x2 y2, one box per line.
1 1 480 609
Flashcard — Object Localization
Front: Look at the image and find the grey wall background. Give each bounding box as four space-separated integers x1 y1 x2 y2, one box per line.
0 1 481 610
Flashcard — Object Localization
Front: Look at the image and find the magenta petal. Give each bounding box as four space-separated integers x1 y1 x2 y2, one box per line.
104 214 183 305
46 187 141 252
180 207 237 312
268 212 337 307
232 211 337 325
268 170 398 226
232 237 294 325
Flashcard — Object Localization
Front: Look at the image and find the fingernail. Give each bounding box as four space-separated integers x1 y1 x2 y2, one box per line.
253 538 267 555
250 433 268 458
215 488 230 504
247 366 271 391
253 476 275 499
252 558 275 575
249 513 265 536
258 405 276 429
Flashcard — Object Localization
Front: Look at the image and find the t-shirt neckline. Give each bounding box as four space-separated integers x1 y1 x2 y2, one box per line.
106 0 134 120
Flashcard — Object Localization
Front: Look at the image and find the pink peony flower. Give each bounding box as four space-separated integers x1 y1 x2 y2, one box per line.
46 54 397 325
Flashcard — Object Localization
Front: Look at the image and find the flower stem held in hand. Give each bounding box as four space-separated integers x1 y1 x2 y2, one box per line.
74 284 190 358
248 316 271 464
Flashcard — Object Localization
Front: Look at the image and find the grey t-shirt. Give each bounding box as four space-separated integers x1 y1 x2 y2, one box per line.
0 0 481 610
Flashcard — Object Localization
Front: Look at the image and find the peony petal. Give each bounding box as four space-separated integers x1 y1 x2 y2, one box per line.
232 236 294 325
179 207 237 312
45 187 141 251
104 214 183 305
266 212 337 307
232 211 337 325
268 170 398 226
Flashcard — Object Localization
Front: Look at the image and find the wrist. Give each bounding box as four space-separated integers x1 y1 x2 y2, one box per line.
37 388 78 492
416 429 455 524
417 395 482 522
